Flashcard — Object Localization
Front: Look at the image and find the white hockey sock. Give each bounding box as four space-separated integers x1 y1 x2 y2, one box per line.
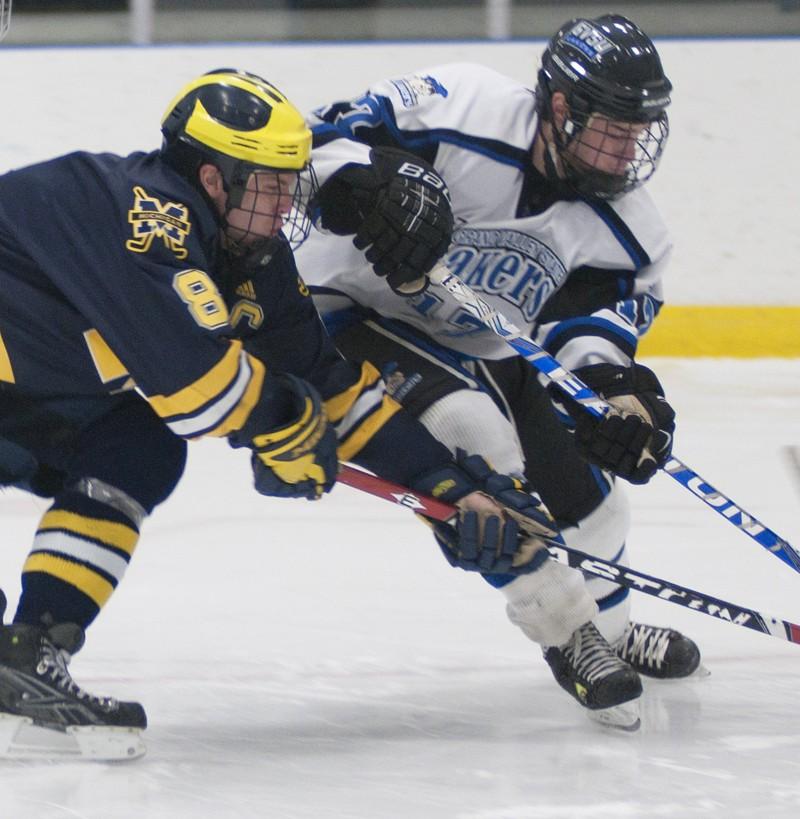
419 390 630 645
419 389 526 476
501 559 598 648
560 481 632 644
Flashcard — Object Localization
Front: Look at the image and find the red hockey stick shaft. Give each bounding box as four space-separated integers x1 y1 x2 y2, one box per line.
338 464 456 521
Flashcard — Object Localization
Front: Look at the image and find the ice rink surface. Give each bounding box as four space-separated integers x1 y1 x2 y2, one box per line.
0 33 799 819
0 359 798 818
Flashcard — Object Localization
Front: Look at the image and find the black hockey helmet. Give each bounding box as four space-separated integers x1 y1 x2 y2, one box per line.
535 15 672 200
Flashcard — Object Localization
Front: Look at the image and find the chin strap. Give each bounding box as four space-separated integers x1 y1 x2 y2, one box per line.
541 129 625 202
538 111 581 198
541 139 562 187
222 231 279 268
541 137 581 201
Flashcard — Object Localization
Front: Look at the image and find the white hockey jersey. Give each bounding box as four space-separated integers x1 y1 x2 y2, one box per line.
298 62 672 371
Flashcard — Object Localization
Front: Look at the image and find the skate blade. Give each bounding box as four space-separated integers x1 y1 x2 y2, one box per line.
646 662 711 681
587 700 641 732
0 713 145 761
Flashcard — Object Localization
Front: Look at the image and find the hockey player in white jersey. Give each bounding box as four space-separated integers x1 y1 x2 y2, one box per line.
295 14 701 730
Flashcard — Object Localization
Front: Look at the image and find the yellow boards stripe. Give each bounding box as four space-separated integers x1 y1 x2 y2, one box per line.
639 306 800 357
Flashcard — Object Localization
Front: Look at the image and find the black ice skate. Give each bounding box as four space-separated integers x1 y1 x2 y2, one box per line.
544 621 642 731
0 591 146 760
614 621 704 679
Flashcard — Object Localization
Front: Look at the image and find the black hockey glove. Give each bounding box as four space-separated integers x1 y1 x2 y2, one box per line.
561 363 675 485
411 451 561 574
248 375 339 500
311 146 453 296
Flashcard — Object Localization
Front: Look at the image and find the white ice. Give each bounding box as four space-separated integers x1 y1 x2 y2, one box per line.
0 38 799 819
1 359 799 818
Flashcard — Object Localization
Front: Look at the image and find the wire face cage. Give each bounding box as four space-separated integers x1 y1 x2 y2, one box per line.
559 109 670 200
221 164 318 256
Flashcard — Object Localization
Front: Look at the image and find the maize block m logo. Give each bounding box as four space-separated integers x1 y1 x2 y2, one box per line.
127 186 192 260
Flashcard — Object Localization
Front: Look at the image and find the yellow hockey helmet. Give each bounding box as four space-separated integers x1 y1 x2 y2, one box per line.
161 69 311 196
161 68 316 251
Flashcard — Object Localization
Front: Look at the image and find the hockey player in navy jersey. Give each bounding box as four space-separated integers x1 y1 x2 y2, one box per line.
295 15 701 729
0 69 599 758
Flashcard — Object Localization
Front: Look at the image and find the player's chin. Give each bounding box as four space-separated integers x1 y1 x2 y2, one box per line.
250 220 285 242
228 226 283 247
571 154 627 179
599 162 630 178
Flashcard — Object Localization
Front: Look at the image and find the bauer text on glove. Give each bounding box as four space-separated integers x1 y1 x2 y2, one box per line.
310 146 453 296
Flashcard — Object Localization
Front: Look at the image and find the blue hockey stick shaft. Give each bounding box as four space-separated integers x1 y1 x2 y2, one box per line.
428 265 800 574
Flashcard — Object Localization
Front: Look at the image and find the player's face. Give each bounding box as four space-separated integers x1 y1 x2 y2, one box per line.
564 115 647 178
224 171 299 245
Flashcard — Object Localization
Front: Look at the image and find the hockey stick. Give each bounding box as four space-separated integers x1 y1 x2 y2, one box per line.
425 264 800 575
338 465 800 647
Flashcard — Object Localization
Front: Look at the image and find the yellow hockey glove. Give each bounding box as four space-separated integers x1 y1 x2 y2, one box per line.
251 375 338 500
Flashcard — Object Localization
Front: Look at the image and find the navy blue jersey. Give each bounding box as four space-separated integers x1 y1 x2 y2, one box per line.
0 151 228 400
0 150 452 483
